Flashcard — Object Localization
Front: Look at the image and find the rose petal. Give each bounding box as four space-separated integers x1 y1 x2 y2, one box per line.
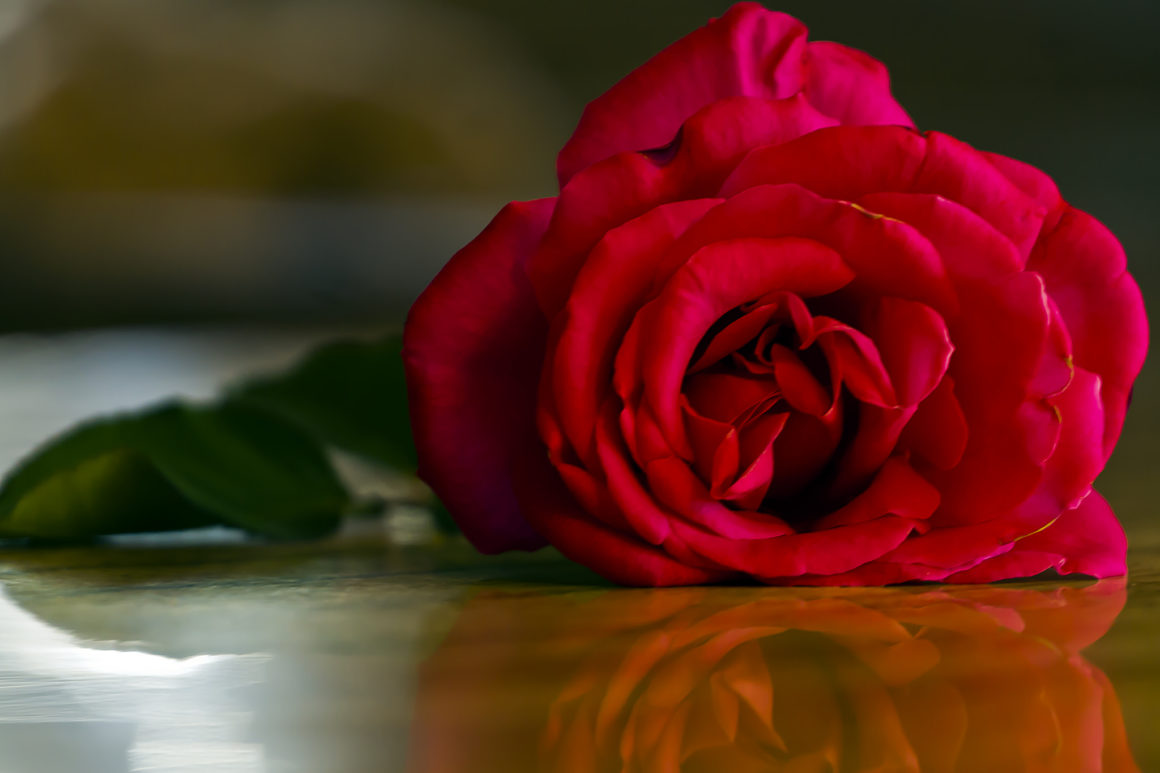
689 301 782 373
767 344 831 416
547 198 721 466
555 461 630 534
943 492 1127 582
829 404 918 498
790 560 959 586
403 198 555 553
855 191 1022 282
722 414 786 508
679 95 836 192
683 397 738 487
595 402 677 545
1029 206 1149 458
898 376 969 470
860 297 953 407
643 452 794 540
928 272 1059 526
721 125 927 200
813 457 941 530
983 151 1064 216
556 4 813 184
725 128 1048 260
671 515 918 579
768 404 844 499
803 41 914 127
629 236 854 458
672 183 956 313
876 389 1104 574
683 369 780 425
513 446 731 586
813 316 899 407
914 132 1047 259
1021 367 1107 517
623 398 795 541
1029 294 1076 400
535 95 838 316
880 401 1114 575
531 153 675 317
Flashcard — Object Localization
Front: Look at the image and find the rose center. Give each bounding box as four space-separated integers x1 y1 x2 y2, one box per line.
682 294 858 525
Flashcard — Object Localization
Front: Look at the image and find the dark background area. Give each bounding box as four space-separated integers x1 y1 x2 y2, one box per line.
0 0 1155 526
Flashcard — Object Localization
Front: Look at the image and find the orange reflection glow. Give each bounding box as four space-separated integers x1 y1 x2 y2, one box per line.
409 581 1137 772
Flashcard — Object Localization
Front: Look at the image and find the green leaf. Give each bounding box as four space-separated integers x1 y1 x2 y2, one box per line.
0 423 215 539
132 401 350 538
231 335 417 470
0 400 349 540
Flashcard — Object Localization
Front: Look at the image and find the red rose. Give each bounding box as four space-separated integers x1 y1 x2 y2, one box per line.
403 3 1148 585
409 581 1138 772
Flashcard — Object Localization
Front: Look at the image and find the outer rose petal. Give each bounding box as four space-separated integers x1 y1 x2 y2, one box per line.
723 128 1046 260
1029 207 1149 457
672 515 919 580
803 41 913 127
556 3 809 185
984 151 1064 215
943 492 1127 582
546 198 722 467
402 199 556 553
721 125 928 200
514 447 731 586
914 132 1047 259
1034 367 1106 515
556 5 914 186
665 183 955 313
855 192 1021 281
928 272 1059 526
851 362 1100 576
532 96 836 316
881 362 1096 576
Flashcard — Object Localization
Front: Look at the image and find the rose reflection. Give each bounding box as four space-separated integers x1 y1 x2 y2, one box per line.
409 581 1138 773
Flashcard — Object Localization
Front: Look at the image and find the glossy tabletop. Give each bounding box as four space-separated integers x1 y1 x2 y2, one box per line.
0 330 1156 772
0 534 1157 773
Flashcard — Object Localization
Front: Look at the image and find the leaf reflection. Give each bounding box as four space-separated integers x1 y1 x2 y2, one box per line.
409 581 1137 773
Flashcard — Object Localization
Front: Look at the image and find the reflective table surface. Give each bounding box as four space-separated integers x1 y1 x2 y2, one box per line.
0 536 1156 772
0 330 1156 772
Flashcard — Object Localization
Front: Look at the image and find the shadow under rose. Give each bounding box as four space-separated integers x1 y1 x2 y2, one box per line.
408 581 1138 773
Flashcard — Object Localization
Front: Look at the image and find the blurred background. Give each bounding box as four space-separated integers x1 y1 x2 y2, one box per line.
0 0 1154 528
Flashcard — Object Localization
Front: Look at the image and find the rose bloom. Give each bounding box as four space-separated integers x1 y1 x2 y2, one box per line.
408 582 1138 772
403 3 1148 585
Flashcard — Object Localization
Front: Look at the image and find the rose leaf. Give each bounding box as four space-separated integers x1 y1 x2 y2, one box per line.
0 401 349 540
229 335 417 471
